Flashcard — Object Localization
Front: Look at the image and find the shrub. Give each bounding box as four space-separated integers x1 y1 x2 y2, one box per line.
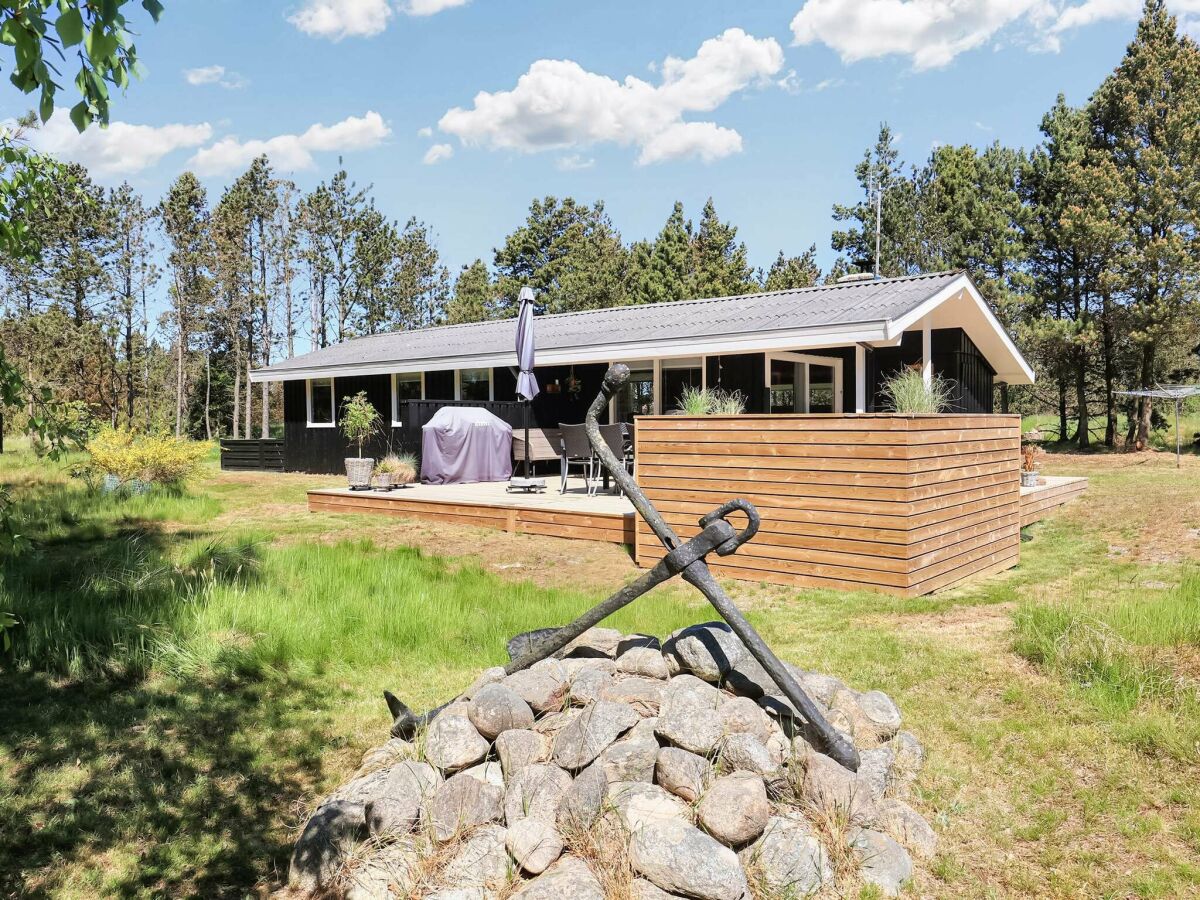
880 368 955 414
340 392 380 458
675 386 747 416
376 452 418 483
86 428 210 486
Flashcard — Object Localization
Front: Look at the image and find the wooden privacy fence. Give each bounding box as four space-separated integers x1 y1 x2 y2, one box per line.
219 438 284 472
633 413 1022 597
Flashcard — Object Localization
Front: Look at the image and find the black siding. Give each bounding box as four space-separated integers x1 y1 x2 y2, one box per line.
870 327 994 414
706 353 767 413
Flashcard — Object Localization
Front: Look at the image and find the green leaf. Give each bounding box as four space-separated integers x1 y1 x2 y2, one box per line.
142 0 165 23
55 7 84 47
39 87 53 122
68 100 91 132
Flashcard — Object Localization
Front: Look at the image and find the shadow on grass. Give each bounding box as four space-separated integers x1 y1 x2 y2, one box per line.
0 669 339 898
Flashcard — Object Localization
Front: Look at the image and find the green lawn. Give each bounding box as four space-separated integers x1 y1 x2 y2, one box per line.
1 443 1198 897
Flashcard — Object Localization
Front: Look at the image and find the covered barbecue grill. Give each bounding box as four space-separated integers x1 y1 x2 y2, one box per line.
420 407 513 485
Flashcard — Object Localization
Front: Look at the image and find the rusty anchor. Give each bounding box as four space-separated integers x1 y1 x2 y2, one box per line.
384 363 860 772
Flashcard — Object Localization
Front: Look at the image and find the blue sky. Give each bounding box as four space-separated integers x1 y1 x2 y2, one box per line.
10 0 1197 280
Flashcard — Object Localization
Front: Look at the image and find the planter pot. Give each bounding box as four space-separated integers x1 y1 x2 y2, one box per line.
1020 469 1039 488
373 473 394 491
345 457 376 490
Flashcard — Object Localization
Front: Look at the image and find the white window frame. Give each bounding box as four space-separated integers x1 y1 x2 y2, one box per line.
605 355 707 420
306 376 337 428
454 367 494 402
390 371 426 426
764 352 844 413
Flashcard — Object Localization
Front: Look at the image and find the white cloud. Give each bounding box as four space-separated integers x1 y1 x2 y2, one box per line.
401 0 470 15
437 28 784 166
417 125 433 138
422 142 454 164
183 65 248 89
555 154 595 171
188 111 390 175
288 0 392 40
26 113 212 175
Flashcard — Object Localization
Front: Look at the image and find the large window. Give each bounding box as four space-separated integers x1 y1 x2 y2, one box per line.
765 353 842 413
614 361 655 422
307 377 335 427
391 372 424 424
457 367 492 402
661 357 703 413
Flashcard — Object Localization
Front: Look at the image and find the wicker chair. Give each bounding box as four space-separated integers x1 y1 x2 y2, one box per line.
559 423 596 495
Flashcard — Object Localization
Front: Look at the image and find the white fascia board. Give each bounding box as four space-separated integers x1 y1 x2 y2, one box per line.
886 273 1036 385
248 321 892 383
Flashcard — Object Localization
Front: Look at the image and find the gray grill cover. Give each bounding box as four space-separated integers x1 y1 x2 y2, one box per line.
420 407 513 485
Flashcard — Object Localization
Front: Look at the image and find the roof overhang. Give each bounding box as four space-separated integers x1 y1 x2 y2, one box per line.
250 272 1035 386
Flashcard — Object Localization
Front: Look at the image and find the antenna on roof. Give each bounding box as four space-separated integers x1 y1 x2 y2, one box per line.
868 173 882 280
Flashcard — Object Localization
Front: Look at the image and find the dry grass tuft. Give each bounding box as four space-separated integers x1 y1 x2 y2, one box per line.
560 808 636 900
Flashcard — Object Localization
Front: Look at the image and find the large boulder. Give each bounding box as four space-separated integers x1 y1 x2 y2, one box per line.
599 733 659 784
557 761 607 832
601 676 667 717
507 817 565 874
512 856 604 900
439 824 510 891
495 729 550 781
506 660 570 715
662 622 748 682
289 800 365 894
695 772 770 846
655 747 712 803
741 816 831 896
552 700 640 769
849 827 913 897
468 682 535 739
425 715 489 773
428 772 505 842
875 798 938 859
504 763 573 825
628 819 749 900
802 751 877 826
363 760 441 837
609 781 690 833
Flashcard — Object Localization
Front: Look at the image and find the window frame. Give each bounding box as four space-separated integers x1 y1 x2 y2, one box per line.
763 352 844 413
390 371 426 426
454 367 493 402
306 376 337 428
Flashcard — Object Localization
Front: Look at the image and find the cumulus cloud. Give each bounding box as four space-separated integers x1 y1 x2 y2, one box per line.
188 111 390 175
27 113 212 175
437 28 783 166
288 0 392 39
183 65 248 89
417 125 433 138
401 0 471 15
422 143 454 164
789 0 1200 68
555 154 595 171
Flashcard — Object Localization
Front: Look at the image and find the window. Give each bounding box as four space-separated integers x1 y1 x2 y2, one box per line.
457 367 492 402
307 377 335 427
661 357 703 413
764 353 843 413
391 372 424 424
614 361 655 422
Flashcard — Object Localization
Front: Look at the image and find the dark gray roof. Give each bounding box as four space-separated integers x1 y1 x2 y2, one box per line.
255 270 964 377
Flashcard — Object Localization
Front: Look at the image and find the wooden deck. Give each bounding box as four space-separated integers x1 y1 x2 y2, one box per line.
307 477 636 545
1019 475 1088 527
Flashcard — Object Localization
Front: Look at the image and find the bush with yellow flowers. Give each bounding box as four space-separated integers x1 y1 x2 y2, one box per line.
86 428 211 486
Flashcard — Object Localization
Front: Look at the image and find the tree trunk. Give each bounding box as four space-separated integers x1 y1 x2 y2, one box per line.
1075 348 1090 449
204 352 212 440
245 359 253 438
1101 293 1116 448
175 333 184 438
1057 380 1068 444
1135 343 1154 449
232 343 241 440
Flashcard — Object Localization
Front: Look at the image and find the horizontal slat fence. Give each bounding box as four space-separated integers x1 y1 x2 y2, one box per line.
220 438 284 472
633 413 1021 597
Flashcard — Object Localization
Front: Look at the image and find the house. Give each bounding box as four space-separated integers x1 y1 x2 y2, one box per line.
250 270 1034 474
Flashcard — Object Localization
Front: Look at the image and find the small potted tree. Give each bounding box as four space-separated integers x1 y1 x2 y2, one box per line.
1021 443 1041 488
341 392 381 490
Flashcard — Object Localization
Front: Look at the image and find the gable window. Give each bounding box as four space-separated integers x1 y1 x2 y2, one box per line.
391 372 424 425
306 377 335 427
456 367 492 402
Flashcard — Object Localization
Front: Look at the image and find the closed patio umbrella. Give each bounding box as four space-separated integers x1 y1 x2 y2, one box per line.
510 287 545 492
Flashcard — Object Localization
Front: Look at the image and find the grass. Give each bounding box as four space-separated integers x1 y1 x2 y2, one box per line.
0 439 1198 896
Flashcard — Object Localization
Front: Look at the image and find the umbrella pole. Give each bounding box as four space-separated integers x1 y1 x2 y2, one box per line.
524 399 531 479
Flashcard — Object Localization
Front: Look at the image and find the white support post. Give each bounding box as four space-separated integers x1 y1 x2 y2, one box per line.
854 345 867 413
921 318 932 388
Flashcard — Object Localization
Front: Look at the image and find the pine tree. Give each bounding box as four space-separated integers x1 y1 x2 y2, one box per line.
763 246 821 291
639 201 694 303
446 259 494 324
691 198 754 298
108 183 158 429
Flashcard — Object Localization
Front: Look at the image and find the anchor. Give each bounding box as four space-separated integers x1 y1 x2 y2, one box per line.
384 363 860 772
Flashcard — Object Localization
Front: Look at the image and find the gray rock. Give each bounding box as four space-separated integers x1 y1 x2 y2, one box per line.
327 767 392 804
849 827 913 897
601 676 667 716
495 729 549 780
425 714 489 773
696 771 770 846
627 716 660 744
560 656 617 677
791 667 846 706
617 633 661 654
718 733 779 778
802 752 876 825
890 730 925 773
363 760 441 837
656 675 725 754
505 763 573 825
858 690 903 739
875 798 937 859
609 781 690 832
655 747 712 802
600 735 659 783
342 840 423 899
425 888 485 900
552 700 640 769
468 682 535 739
463 666 508 699
567 667 613 705
563 627 624 658
440 824 511 890
532 708 578 737
506 659 570 715
512 855 603 900
628 819 748 900
857 746 895 802
354 737 415 778
506 817 565 874
721 652 775 699
741 816 831 897
428 772 505 842
557 761 607 832
662 622 748 682
460 760 505 789
288 800 366 893
617 646 671 680
719 696 775 744
630 877 680 900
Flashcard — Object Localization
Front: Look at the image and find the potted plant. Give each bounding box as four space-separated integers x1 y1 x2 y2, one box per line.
341 391 381 490
1021 443 1040 487
376 452 418 489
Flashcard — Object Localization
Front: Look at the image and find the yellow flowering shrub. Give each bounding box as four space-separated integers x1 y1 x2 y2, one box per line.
86 428 211 485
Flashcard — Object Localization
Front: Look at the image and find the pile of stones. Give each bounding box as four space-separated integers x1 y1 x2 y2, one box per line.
286 623 935 899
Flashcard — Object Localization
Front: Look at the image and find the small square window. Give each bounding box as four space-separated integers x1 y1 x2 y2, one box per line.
459 368 491 402
308 378 335 426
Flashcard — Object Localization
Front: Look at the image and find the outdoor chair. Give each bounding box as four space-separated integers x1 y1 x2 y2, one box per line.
559 423 597 495
597 423 632 495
